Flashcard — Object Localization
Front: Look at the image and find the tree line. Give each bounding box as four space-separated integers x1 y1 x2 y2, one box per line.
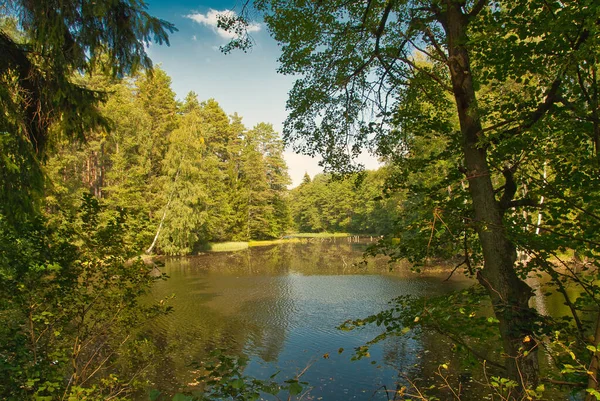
289 170 402 235
45 68 294 255
44 66 401 255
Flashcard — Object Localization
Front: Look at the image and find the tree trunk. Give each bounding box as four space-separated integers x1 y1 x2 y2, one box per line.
535 162 547 235
146 205 168 255
592 66 599 163
443 1 538 390
146 159 183 254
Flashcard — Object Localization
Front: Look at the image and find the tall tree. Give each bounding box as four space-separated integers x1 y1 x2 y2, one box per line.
252 123 292 237
228 0 600 392
157 94 212 255
240 123 291 239
135 67 179 179
199 99 239 241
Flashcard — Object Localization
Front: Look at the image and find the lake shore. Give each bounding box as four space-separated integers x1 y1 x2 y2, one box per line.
199 233 378 252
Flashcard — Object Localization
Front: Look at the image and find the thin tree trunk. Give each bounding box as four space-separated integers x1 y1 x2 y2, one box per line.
98 141 104 199
247 192 251 240
519 184 530 263
535 162 547 235
592 65 599 163
443 1 538 389
146 161 182 254
146 202 169 255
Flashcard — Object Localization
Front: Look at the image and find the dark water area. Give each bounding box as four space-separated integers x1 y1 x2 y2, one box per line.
142 240 476 400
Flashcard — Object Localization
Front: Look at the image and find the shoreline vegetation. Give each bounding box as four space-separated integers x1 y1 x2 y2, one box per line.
198 232 378 253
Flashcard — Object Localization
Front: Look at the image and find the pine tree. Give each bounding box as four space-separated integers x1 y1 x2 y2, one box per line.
157 94 211 254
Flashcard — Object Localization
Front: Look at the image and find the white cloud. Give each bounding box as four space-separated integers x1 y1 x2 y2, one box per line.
186 9 261 40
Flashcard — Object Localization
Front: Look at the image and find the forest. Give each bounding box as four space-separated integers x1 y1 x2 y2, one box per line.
43 63 401 255
45 67 294 255
1 0 600 400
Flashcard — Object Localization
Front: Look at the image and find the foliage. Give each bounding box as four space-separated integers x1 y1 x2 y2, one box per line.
341 286 508 367
240 123 292 240
45 77 293 255
0 1 177 399
0 0 176 217
157 93 211 254
289 169 401 235
158 349 309 401
0 195 171 400
226 0 600 398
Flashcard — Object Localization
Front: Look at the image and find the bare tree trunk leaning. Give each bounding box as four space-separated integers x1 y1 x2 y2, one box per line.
146 161 182 255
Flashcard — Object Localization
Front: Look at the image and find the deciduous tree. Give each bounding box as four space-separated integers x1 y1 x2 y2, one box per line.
228 0 600 393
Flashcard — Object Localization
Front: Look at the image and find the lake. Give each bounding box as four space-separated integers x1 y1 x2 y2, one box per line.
143 239 478 399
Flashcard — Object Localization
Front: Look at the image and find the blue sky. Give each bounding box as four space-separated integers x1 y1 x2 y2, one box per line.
145 1 380 187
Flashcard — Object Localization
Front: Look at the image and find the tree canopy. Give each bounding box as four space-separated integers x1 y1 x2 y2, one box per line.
0 0 176 222
228 0 600 397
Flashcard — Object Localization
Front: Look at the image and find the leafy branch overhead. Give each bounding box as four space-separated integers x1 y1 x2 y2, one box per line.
0 0 176 155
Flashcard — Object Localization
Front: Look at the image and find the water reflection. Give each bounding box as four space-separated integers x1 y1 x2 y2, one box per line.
144 241 470 399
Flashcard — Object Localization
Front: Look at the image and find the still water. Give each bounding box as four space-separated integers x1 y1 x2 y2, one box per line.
146 240 472 399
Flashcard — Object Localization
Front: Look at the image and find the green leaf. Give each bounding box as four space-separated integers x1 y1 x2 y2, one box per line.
149 389 162 401
231 378 244 389
289 381 303 396
586 388 600 400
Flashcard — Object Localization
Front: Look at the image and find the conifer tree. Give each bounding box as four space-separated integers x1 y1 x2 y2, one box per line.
157 93 212 254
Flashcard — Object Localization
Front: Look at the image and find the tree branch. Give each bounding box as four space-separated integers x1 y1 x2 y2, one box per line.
468 0 488 19
498 165 517 212
423 26 448 62
504 198 540 210
361 0 374 27
499 77 562 140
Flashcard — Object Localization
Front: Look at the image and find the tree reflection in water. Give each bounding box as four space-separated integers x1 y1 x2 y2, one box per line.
142 241 471 399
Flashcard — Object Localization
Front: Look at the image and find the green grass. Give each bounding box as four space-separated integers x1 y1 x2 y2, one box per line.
286 232 350 238
200 233 354 253
204 242 249 252
248 238 302 247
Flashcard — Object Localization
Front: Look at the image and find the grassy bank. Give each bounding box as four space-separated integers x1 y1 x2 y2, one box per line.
285 232 350 238
248 238 302 247
200 233 355 252
203 242 249 252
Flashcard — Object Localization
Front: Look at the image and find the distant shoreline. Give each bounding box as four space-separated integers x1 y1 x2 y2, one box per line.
199 233 386 252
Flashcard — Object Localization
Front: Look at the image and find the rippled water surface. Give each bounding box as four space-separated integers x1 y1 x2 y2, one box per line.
145 240 472 399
